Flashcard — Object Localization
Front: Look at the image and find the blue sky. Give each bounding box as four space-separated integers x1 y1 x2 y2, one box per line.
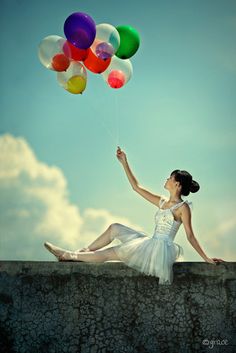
0 0 236 261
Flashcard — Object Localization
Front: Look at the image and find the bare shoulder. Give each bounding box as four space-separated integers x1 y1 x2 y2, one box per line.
158 193 169 202
151 193 162 207
155 194 171 208
179 202 191 219
181 202 191 211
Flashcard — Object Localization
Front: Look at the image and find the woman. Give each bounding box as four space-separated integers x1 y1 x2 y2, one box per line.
44 147 224 285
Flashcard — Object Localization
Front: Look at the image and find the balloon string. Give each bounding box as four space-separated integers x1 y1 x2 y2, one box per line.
89 97 117 146
97 115 117 144
115 93 120 147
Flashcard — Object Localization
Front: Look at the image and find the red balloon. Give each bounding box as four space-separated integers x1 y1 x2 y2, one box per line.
51 53 70 72
83 48 111 74
108 70 126 89
63 41 89 61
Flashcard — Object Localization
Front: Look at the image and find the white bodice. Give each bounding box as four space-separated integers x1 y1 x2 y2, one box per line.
153 196 193 242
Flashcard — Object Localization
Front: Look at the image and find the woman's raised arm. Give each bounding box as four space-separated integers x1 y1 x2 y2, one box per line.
116 147 161 207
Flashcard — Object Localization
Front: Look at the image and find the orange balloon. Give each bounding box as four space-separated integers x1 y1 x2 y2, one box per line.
51 53 70 72
83 48 111 74
63 41 89 61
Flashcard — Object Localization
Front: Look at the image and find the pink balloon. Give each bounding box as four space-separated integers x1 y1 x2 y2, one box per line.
107 70 126 89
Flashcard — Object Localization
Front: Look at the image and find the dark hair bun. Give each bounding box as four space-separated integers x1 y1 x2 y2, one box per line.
190 180 200 193
170 170 200 196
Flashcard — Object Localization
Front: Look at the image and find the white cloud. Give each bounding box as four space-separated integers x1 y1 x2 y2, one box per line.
0 134 142 260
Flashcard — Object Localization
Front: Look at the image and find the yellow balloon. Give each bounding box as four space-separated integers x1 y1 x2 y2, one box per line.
66 75 86 94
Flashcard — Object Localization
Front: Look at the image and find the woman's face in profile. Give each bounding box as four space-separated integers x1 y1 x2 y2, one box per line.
164 175 175 189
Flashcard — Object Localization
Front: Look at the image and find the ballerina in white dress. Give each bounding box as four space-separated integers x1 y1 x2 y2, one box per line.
44 147 224 285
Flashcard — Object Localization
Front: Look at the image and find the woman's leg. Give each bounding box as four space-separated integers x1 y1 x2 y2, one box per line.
77 223 118 252
61 246 121 262
44 224 122 261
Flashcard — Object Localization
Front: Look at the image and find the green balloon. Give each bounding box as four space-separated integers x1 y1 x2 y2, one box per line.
115 25 140 59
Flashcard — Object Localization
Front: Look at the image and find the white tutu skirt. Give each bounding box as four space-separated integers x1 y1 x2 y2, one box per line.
110 223 184 285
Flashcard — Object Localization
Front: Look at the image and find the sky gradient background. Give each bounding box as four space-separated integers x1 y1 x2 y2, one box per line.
0 0 236 262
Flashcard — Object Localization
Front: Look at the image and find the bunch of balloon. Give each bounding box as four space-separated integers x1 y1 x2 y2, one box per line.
38 11 141 93
102 25 140 89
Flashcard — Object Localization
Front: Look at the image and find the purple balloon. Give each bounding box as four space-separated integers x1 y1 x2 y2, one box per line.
64 12 96 49
95 42 114 60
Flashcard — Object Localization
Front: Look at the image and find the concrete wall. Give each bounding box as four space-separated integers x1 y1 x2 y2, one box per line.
0 261 235 353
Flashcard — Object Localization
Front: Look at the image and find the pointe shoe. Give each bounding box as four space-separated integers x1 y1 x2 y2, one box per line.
44 242 67 261
44 242 83 262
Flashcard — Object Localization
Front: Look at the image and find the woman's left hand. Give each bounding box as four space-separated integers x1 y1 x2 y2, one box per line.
212 257 225 263
205 257 225 265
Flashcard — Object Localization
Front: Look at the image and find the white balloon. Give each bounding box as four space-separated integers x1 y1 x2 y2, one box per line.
91 23 120 60
102 56 133 88
38 35 69 71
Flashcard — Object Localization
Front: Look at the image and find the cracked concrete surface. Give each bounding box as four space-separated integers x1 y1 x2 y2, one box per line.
0 261 235 353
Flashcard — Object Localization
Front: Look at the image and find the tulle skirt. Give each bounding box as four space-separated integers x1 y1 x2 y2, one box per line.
110 223 184 285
